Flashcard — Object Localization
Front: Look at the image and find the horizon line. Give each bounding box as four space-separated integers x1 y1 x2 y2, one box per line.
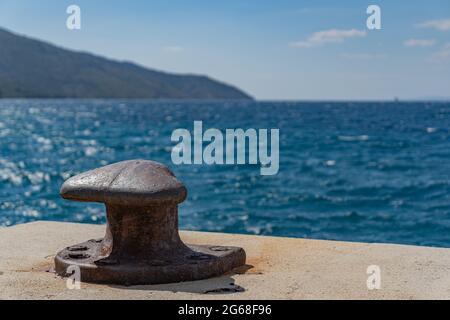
0 98 449 103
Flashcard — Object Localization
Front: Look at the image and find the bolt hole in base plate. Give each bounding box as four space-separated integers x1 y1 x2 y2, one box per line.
55 239 246 285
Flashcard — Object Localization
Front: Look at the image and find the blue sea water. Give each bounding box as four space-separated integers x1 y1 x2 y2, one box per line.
1 100 450 247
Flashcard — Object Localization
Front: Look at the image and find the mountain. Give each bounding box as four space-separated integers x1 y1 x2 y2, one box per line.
0 28 252 99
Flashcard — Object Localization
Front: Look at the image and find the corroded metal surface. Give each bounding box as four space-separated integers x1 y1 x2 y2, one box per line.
55 160 246 285
60 160 187 205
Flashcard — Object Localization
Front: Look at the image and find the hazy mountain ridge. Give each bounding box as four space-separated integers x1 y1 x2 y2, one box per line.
0 28 252 99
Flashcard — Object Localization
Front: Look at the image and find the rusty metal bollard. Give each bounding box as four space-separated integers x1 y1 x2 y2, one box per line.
54 160 246 285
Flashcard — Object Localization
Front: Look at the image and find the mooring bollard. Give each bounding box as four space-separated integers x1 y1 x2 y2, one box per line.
54 159 246 285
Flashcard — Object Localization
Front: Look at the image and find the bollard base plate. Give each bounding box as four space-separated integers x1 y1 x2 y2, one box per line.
54 238 246 285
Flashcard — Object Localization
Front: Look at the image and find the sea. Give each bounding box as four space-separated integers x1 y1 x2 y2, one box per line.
1 99 450 247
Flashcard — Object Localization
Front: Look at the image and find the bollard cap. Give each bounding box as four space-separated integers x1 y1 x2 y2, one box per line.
60 160 187 205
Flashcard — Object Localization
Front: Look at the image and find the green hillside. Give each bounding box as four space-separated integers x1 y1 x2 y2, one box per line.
0 28 252 99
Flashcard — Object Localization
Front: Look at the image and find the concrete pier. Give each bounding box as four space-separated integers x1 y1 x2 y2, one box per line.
1 221 450 299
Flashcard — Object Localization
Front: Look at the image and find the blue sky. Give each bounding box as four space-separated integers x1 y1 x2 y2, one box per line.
0 0 449 100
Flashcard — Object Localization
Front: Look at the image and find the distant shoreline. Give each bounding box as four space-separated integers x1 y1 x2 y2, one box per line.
0 98 449 103
0 27 252 100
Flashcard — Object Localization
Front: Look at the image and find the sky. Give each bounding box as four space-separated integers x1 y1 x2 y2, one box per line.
0 0 449 100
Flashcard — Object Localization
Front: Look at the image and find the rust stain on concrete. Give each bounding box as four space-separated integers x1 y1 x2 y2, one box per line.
3 221 450 299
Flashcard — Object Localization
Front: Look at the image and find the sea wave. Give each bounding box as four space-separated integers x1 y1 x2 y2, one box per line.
1 100 450 247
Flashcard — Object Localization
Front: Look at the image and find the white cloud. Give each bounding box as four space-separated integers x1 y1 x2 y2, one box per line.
163 46 184 53
403 39 436 47
291 29 367 48
340 53 387 60
417 19 450 31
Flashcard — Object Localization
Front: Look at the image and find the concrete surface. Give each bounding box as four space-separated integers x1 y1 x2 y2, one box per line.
1 221 450 299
